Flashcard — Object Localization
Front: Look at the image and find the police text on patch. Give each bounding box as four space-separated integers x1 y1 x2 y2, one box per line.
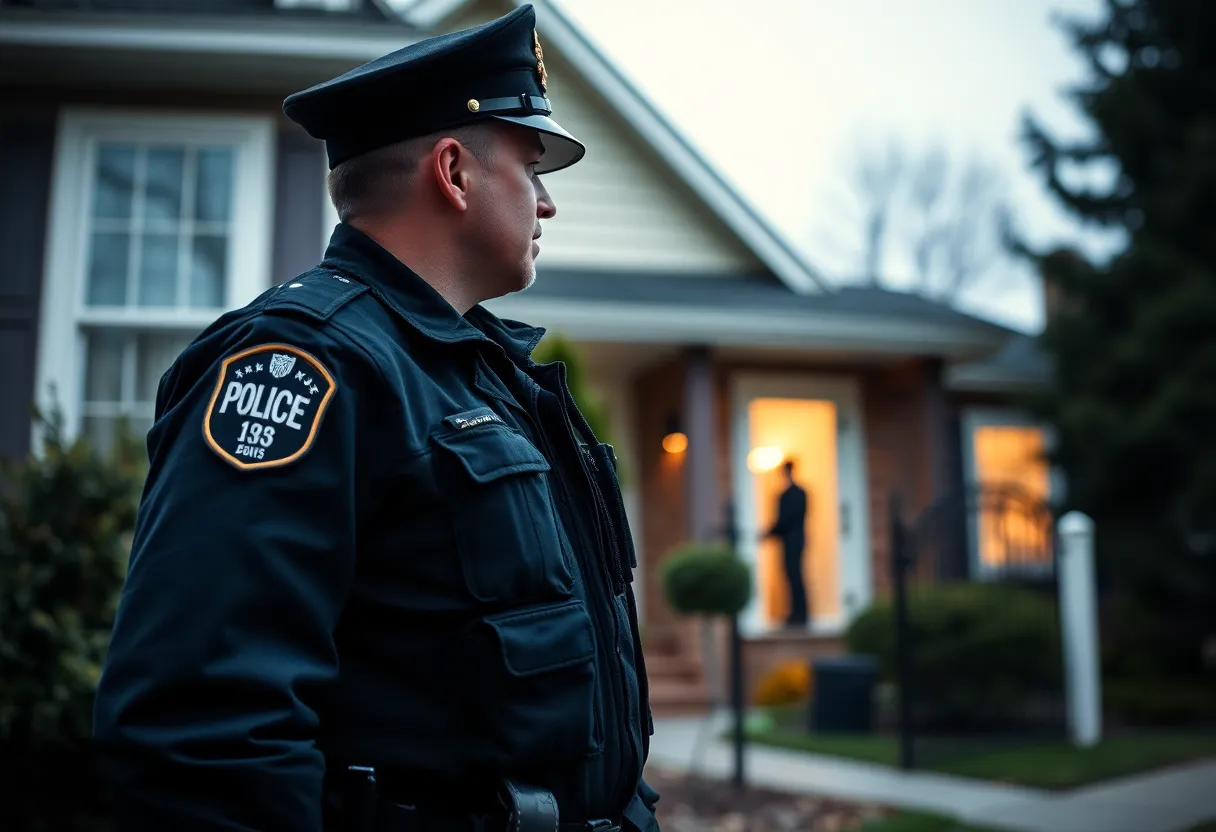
203 344 337 471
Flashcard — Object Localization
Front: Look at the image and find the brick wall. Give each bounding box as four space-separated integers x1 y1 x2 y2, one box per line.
633 355 690 640
862 359 939 599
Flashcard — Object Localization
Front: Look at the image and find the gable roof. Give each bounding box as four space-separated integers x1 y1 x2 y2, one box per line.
516 0 831 296
396 0 828 294
945 333 1052 392
3 0 1022 357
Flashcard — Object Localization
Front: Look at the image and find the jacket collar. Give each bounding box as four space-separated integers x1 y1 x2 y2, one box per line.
321 222 546 362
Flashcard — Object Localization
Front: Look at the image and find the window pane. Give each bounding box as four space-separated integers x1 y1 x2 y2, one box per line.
93 144 136 220
83 415 118 460
137 233 179 307
144 147 185 222
86 232 130 306
83 415 152 461
189 234 228 308
195 147 234 222
135 332 194 402
973 425 1051 567
84 330 126 403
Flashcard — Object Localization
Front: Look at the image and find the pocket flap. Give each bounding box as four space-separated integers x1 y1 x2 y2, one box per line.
483 599 595 677
433 424 550 483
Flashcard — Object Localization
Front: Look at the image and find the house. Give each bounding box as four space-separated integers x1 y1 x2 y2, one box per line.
0 0 1055 712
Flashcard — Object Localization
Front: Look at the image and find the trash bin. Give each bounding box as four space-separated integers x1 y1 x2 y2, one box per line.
808 654 878 733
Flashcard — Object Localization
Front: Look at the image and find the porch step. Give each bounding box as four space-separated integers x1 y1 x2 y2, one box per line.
646 678 712 716
644 653 704 684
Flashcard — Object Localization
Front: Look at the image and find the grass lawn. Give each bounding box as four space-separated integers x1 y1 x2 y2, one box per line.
855 811 1006 832
931 734 1216 788
742 709 1216 789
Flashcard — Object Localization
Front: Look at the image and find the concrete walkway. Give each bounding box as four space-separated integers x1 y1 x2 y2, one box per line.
648 713 1216 832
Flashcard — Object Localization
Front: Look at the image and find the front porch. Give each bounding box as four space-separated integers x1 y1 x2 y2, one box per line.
576 340 961 714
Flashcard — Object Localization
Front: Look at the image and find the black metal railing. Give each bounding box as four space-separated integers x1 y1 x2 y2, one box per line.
890 484 1065 770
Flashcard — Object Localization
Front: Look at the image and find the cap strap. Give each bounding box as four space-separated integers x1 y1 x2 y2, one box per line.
474 94 552 117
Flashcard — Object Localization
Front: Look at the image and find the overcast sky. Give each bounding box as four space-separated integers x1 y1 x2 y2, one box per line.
544 0 1120 333
388 0 1117 331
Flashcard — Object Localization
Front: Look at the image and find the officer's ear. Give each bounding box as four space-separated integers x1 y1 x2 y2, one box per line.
431 137 473 213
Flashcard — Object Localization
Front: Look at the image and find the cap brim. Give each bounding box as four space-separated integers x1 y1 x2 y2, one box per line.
491 113 586 174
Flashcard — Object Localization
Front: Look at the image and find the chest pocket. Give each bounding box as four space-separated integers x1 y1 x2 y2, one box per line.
432 421 574 604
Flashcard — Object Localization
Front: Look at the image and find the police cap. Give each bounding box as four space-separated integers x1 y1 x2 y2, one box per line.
283 4 584 175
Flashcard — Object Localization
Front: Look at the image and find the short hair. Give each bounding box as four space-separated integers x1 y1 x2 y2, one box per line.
783 460 795 475
326 123 497 223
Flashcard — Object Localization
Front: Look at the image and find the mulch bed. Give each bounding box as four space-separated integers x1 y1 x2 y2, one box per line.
643 766 889 832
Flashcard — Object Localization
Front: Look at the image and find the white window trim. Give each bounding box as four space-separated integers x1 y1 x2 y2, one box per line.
35 108 276 444
959 406 1064 581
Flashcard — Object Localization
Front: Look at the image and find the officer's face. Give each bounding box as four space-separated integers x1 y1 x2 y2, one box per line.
468 125 557 295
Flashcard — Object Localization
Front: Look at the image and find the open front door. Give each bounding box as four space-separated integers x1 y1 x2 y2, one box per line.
731 374 870 636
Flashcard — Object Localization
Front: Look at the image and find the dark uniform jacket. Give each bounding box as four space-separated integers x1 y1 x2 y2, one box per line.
768 483 808 551
93 223 659 831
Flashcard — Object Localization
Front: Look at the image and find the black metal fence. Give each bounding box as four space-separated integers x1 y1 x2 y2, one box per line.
890 484 1066 770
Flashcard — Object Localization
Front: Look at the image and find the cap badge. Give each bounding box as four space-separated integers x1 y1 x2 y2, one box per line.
533 29 548 93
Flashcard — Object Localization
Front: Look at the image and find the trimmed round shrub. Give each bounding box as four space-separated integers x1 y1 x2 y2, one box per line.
660 541 751 617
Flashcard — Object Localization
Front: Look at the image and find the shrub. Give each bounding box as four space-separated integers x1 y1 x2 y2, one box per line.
660 541 751 617
1104 677 1216 726
0 409 144 830
753 659 813 707
845 582 1062 729
532 332 613 447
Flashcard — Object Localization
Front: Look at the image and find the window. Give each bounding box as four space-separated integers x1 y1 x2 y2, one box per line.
960 408 1058 576
37 111 274 457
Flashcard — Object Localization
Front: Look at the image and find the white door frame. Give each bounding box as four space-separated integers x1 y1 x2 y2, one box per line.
730 372 871 637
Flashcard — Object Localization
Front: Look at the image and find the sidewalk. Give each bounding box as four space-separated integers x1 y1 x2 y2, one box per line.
648 713 1216 832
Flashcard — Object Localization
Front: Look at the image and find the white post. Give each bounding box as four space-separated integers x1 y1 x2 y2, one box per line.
1058 511 1102 747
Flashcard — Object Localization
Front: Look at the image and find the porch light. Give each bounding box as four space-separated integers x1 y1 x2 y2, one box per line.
747 445 784 473
662 411 688 454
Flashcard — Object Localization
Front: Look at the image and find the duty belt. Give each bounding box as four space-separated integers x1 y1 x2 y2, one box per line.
341 765 623 832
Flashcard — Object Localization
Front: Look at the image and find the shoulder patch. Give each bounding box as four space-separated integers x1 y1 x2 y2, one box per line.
202 343 337 471
264 271 369 322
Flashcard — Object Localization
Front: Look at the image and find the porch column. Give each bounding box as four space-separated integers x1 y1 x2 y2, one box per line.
923 357 950 501
683 346 719 543
924 357 965 579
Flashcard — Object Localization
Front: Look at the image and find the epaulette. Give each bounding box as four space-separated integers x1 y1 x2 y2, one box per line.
263 269 370 323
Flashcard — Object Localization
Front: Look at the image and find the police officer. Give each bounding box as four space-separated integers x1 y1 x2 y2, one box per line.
93 6 660 830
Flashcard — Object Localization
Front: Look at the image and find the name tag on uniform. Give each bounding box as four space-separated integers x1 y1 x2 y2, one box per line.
443 406 502 431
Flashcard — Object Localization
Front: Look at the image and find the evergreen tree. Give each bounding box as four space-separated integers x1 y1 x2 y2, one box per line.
532 332 614 450
1022 0 1216 679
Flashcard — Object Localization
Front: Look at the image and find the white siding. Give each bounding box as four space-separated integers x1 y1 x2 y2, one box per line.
448 2 764 275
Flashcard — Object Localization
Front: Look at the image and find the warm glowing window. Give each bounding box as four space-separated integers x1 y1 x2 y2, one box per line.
967 418 1052 569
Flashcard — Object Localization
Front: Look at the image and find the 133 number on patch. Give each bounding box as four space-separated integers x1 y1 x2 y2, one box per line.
202 343 337 471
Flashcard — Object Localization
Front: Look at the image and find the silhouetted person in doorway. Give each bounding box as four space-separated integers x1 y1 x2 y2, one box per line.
762 460 809 627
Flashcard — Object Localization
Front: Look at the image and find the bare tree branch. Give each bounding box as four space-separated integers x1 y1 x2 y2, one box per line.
908 144 949 291
939 159 1006 299
853 137 905 285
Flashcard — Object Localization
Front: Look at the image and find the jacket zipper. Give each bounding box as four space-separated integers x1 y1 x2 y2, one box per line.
571 443 639 810
522 381 630 811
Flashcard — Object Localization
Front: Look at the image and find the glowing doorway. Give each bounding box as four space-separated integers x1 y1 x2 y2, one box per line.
748 398 840 627
732 374 870 636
